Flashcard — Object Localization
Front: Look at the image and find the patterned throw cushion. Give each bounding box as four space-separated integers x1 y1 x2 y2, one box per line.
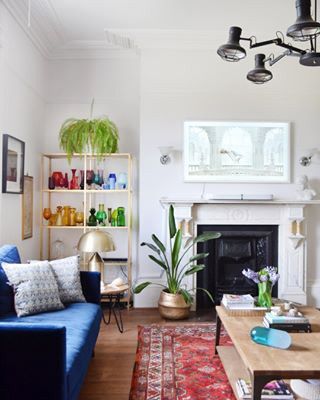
48 256 86 304
1 261 64 317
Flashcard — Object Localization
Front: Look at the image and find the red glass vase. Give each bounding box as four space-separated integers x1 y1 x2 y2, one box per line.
70 169 79 190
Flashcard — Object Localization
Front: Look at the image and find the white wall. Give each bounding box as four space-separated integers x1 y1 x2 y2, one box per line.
44 55 140 281
0 4 46 262
44 56 140 155
136 48 320 307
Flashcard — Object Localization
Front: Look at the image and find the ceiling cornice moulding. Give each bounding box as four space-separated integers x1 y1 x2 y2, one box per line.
3 0 65 57
2 0 274 60
105 29 218 51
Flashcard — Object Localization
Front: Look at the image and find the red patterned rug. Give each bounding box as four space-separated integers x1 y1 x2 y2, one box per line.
129 324 236 400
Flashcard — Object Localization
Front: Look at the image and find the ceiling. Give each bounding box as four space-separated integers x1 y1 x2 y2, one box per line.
3 0 302 59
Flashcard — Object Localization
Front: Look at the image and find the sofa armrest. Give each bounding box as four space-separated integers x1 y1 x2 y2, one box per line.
0 323 67 400
80 271 101 304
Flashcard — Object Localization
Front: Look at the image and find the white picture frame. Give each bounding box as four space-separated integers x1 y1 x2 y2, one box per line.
184 121 290 183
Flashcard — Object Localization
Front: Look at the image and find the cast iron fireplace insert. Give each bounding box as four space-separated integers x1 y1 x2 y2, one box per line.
196 224 278 309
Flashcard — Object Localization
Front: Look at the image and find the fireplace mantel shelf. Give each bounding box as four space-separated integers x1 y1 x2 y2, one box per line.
160 198 320 206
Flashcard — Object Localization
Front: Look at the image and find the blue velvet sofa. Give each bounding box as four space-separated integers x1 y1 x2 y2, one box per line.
0 245 102 400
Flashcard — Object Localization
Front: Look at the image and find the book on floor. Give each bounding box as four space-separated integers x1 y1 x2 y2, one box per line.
236 378 294 399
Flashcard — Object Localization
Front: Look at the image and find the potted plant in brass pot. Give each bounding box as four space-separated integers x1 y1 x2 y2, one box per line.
133 205 221 319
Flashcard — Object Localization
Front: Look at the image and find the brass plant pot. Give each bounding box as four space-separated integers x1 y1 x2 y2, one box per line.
158 290 191 320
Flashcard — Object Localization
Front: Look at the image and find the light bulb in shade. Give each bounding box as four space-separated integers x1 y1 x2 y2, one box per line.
158 146 174 165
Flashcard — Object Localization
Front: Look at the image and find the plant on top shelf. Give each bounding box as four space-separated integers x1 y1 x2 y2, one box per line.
133 205 221 319
59 100 119 162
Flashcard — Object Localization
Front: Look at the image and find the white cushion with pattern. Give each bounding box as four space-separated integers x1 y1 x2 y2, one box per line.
48 256 86 304
1 261 64 317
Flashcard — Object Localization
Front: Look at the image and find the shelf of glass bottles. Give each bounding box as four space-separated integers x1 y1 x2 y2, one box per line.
42 189 129 228
42 189 131 193
42 226 128 229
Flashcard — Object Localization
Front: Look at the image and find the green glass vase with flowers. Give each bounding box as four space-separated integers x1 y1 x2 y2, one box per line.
242 266 280 308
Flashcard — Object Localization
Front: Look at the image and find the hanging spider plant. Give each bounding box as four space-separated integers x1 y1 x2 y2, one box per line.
59 100 119 162
133 205 221 308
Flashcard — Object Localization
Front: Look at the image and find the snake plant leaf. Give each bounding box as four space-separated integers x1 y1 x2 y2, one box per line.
180 289 193 305
148 255 167 270
172 229 182 268
184 265 205 276
141 242 161 255
133 282 152 294
151 234 166 253
189 253 209 262
169 205 177 239
196 287 215 304
183 236 194 249
193 232 221 243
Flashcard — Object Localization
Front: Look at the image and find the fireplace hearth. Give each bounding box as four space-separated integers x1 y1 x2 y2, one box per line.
197 225 278 308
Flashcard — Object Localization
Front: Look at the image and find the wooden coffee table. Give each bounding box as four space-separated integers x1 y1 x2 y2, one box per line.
215 306 320 400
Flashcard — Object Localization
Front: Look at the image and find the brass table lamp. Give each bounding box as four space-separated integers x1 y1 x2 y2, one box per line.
77 230 115 274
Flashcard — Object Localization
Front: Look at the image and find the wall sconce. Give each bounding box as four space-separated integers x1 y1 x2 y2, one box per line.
158 146 174 165
299 148 318 166
299 155 313 166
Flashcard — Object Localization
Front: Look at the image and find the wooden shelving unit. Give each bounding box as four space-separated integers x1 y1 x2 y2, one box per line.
40 153 133 306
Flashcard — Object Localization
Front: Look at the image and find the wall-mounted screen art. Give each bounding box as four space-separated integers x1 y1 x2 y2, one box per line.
184 121 290 183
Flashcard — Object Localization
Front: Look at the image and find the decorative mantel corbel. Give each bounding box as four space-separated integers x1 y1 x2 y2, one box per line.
288 216 305 249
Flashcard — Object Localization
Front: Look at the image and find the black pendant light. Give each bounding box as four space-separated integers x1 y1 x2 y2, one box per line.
247 54 273 84
217 26 246 62
300 50 320 64
217 0 320 84
287 0 320 41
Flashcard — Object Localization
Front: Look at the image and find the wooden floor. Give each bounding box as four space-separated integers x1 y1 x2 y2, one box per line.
79 307 215 400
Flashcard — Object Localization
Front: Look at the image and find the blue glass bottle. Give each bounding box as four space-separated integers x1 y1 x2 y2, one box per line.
108 173 116 190
250 326 291 349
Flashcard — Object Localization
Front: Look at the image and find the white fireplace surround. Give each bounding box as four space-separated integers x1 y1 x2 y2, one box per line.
160 198 320 306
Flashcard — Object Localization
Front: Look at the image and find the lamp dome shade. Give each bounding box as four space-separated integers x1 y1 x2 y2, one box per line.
287 0 320 41
77 230 115 252
217 26 246 62
247 54 273 84
300 51 320 65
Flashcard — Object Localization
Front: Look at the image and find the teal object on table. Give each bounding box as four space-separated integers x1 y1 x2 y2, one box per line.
250 326 291 349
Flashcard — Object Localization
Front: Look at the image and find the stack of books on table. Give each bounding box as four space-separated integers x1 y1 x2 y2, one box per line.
236 378 294 399
221 294 255 309
263 312 311 332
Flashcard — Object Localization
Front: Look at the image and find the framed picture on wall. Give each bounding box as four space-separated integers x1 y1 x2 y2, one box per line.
2 134 25 193
22 175 33 240
184 121 290 183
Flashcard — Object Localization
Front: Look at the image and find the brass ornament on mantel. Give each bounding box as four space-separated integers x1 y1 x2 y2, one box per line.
158 291 191 320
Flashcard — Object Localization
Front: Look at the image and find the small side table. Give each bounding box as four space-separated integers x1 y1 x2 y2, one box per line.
101 284 129 333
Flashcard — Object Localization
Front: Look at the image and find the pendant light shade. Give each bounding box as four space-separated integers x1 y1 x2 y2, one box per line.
300 50 320 64
247 54 273 84
217 26 246 62
287 0 320 41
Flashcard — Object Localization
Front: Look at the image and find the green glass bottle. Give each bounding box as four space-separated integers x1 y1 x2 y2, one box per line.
117 207 125 226
111 209 118 226
88 208 97 226
96 204 107 226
